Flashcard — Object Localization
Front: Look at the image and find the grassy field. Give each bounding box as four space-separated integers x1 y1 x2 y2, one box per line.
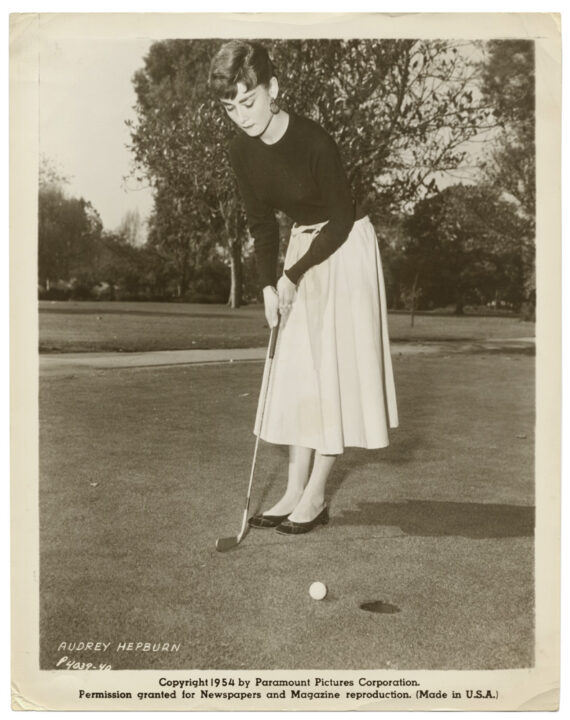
40 351 534 670
39 300 535 353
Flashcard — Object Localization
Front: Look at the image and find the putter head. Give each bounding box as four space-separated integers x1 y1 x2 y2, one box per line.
215 535 240 552
216 515 249 552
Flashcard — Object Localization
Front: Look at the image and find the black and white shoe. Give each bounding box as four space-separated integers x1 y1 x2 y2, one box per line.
275 506 329 535
248 513 290 529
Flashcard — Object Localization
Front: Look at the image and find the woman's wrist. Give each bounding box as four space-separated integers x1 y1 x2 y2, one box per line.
283 269 298 287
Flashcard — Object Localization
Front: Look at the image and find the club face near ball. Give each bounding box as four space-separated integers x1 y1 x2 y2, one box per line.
216 535 239 552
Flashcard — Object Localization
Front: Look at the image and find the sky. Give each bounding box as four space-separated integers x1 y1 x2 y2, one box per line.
39 36 155 235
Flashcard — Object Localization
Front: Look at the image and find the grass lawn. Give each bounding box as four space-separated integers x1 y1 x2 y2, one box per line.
39 301 534 353
40 351 534 670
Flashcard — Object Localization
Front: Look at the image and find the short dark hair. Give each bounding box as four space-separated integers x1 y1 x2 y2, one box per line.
208 40 275 99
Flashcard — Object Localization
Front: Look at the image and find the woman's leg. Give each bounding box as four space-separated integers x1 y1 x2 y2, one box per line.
287 451 338 523
262 445 313 516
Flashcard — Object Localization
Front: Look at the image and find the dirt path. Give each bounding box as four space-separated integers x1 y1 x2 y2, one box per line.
39 338 534 376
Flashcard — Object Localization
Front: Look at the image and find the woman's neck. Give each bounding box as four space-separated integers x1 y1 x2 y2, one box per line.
259 111 290 145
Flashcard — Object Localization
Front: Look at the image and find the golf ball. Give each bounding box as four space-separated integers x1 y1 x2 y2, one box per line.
309 581 327 600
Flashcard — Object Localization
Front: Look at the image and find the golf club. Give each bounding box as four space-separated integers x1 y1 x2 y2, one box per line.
215 315 280 552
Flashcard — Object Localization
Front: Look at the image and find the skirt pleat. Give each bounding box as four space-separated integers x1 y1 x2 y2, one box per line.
254 216 398 455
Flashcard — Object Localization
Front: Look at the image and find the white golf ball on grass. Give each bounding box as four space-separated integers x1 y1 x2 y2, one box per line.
309 581 328 600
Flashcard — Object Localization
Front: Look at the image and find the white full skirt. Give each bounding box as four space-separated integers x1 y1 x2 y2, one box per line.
254 215 398 455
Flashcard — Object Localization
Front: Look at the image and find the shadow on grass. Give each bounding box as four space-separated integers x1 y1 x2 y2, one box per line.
331 499 534 539
322 433 424 505
248 440 421 517
251 471 282 514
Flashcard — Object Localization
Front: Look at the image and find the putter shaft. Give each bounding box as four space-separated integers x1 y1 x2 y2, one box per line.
215 321 280 552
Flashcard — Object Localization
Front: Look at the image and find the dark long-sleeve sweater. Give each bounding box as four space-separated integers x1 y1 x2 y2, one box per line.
228 112 363 288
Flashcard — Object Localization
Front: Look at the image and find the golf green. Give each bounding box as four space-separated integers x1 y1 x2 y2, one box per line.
39 352 534 670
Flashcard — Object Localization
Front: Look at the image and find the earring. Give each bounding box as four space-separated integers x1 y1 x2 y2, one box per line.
269 97 279 114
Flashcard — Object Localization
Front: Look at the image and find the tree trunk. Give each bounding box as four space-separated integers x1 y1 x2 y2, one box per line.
178 253 190 298
410 271 419 328
228 239 243 309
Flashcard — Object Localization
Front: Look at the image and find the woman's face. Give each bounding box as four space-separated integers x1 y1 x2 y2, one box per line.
220 78 277 138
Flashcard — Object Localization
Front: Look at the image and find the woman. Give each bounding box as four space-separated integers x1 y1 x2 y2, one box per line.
209 40 398 535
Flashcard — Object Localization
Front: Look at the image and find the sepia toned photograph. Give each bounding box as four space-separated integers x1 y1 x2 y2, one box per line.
11 12 560 711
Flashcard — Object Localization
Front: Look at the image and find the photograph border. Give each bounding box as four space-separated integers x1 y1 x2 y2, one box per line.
10 11 561 711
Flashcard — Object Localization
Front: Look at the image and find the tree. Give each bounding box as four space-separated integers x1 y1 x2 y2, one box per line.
93 231 154 299
38 155 104 293
403 184 529 314
128 40 244 304
479 40 535 306
39 154 70 191
272 40 496 216
128 40 498 306
38 184 103 291
117 208 146 247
